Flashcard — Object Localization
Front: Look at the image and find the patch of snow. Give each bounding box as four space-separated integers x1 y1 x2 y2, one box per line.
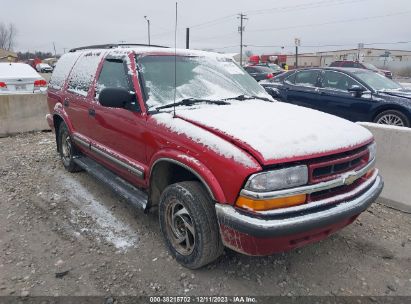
66 51 106 96
178 154 201 166
154 113 259 168
173 100 373 162
49 52 81 90
59 174 139 250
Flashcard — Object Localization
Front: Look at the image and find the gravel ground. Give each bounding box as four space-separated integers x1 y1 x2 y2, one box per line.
0 131 410 297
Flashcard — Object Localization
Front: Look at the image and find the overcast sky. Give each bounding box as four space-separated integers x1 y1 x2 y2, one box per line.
2 0 411 55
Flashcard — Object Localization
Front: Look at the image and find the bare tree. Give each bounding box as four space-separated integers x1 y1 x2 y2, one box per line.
0 22 17 51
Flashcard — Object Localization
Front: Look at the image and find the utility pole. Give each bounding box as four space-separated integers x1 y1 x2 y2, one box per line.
53 42 57 56
186 28 190 49
294 38 301 68
238 13 247 66
144 16 151 45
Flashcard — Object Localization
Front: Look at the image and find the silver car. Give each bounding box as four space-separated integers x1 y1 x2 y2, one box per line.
0 62 47 94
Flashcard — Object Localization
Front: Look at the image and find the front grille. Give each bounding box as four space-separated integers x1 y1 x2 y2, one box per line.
308 174 370 203
308 145 369 183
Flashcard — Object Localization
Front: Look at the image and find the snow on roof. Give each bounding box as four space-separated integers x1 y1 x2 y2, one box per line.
0 62 41 79
70 46 229 59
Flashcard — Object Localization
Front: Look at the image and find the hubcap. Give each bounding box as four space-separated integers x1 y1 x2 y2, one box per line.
165 199 196 256
61 134 72 162
377 114 405 126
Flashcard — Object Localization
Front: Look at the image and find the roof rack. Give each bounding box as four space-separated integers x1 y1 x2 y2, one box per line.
69 43 169 52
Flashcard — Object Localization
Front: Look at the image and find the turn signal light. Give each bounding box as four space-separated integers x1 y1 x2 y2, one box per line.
34 79 47 87
0 82 6 88
236 194 307 211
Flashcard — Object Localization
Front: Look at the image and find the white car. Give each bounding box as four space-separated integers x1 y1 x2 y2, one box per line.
36 63 53 73
0 62 47 94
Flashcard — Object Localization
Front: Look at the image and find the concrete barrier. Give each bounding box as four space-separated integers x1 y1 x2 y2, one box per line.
0 93 50 137
359 122 411 213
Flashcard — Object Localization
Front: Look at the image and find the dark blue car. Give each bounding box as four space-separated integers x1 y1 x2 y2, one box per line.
261 67 411 127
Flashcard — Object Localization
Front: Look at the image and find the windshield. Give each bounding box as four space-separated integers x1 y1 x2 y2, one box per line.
353 70 402 91
138 55 269 109
362 63 378 71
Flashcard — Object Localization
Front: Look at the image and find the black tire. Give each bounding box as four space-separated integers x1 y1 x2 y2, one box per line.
374 110 410 127
57 122 82 172
159 181 223 269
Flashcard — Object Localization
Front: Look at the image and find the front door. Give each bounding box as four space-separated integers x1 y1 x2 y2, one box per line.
90 56 147 186
318 70 374 121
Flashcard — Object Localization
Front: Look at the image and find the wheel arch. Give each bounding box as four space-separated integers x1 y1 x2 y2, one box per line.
372 104 410 122
148 153 226 209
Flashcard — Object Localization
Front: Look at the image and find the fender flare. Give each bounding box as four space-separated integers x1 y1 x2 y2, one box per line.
149 149 227 203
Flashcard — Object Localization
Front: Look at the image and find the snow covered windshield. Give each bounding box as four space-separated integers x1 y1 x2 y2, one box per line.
138 55 268 109
353 70 402 91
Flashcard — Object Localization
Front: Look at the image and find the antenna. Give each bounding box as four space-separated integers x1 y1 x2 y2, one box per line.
173 2 178 118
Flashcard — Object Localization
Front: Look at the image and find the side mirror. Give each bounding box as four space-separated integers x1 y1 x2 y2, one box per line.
99 87 133 108
348 85 366 97
264 86 279 98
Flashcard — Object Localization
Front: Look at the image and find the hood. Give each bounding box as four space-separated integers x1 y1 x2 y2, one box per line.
378 89 411 100
173 100 373 166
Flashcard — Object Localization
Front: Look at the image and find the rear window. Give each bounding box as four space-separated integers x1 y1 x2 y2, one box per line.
49 53 81 90
67 51 105 96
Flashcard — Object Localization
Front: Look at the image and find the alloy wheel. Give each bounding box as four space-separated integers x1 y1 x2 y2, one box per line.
165 199 196 256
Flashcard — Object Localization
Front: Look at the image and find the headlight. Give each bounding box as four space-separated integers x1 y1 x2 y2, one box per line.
368 142 377 161
244 165 308 192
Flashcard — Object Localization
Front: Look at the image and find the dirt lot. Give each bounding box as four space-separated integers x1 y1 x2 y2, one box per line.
0 131 410 297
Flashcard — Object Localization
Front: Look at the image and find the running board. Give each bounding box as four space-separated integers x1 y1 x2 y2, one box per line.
74 156 148 211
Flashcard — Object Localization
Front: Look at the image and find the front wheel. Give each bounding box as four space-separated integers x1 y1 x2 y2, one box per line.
374 110 410 127
159 181 223 269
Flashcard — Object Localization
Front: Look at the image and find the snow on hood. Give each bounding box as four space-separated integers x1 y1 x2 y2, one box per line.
154 113 260 168
170 100 373 165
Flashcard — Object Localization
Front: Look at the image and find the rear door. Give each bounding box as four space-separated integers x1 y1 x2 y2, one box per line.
64 51 105 142
318 70 373 121
89 55 147 185
283 69 321 109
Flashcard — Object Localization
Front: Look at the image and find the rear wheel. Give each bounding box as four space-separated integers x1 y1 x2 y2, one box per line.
57 122 81 172
159 181 223 269
374 110 409 127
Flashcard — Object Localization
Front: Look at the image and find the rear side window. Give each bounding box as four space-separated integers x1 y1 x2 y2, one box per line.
49 53 81 90
329 62 339 67
67 51 105 96
293 70 320 87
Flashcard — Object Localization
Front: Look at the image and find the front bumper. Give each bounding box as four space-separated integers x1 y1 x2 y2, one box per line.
215 174 383 255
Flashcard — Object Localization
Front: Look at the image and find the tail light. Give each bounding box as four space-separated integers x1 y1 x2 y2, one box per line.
34 79 47 87
0 81 7 88
266 74 273 79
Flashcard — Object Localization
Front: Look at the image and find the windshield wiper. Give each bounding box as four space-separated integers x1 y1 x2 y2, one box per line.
155 98 229 110
224 94 272 102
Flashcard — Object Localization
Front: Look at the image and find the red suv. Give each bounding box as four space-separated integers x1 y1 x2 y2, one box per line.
329 60 393 78
46 44 383 269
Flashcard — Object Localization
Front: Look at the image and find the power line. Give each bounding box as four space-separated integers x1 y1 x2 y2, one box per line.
188 14 237 29
248 10 411 33
245 0 368 16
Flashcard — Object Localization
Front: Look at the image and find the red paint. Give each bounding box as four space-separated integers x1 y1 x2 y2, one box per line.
46 48 377 257
219 215 358 256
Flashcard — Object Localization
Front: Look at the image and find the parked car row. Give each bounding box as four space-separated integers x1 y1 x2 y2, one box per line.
261 67 411 127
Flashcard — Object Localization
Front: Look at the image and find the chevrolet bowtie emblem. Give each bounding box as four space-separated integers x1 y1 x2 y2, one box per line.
344 172 358 185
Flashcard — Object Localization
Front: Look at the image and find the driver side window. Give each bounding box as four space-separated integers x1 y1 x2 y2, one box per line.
321 71 359 91
96 58 139 111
